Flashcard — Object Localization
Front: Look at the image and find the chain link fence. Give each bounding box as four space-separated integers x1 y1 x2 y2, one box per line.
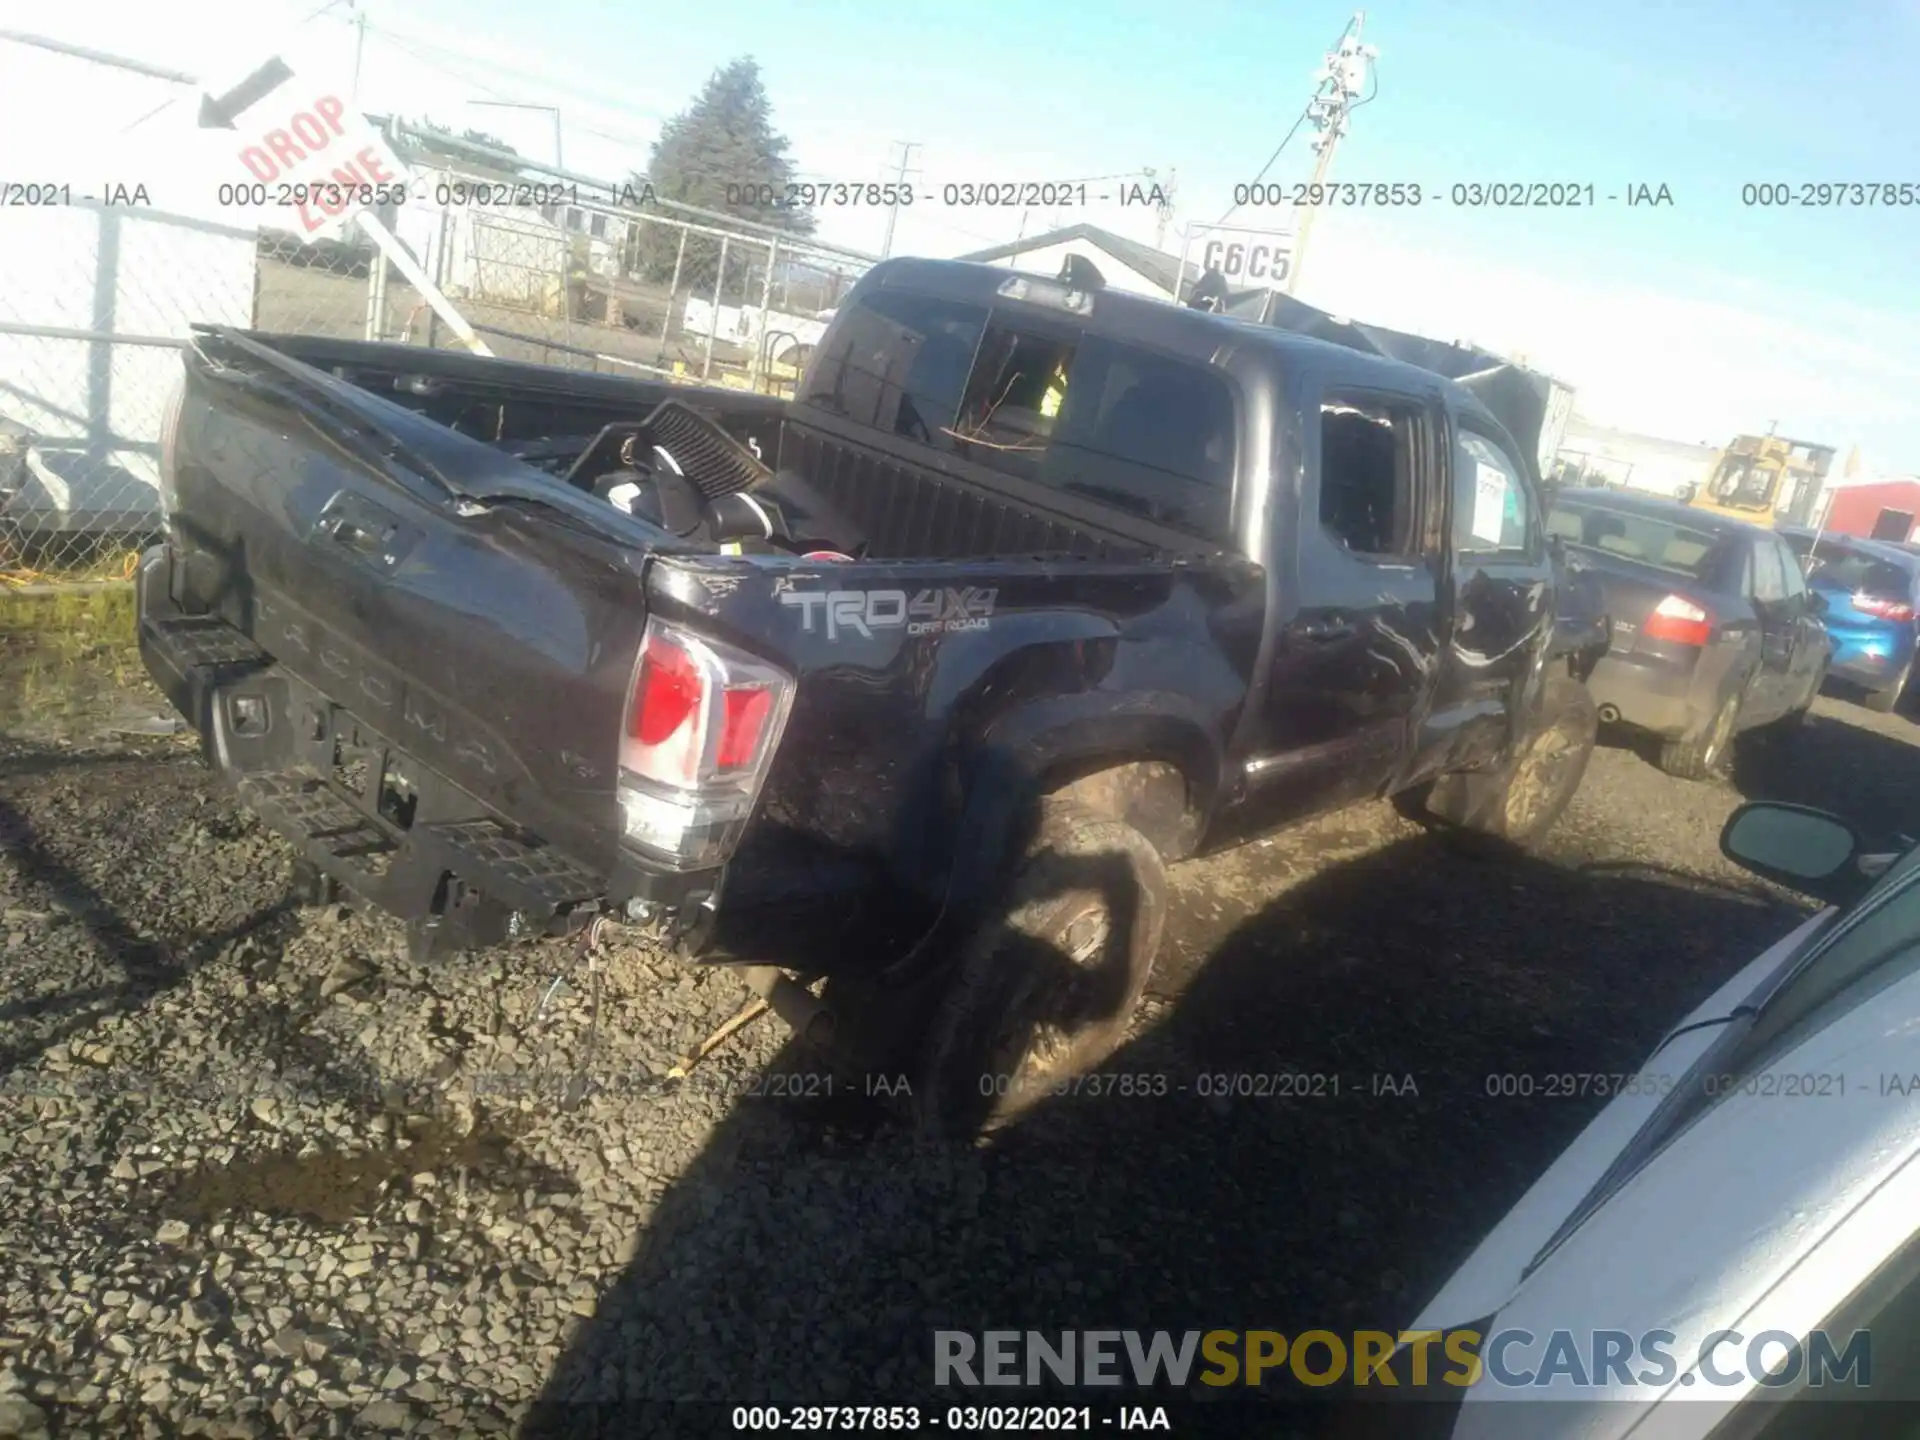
0 118 878 585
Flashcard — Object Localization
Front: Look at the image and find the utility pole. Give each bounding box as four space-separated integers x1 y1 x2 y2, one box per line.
1284 12 1377 297
1143 166 1178 252
880 140 921 260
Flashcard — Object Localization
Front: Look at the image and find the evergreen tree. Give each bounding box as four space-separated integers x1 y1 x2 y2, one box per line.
630 58 815 293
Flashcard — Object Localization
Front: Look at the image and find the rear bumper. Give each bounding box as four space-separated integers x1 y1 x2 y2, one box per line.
138 546 632 947
1583 646 1708 737
138 546 887 966
1826 628 1915 692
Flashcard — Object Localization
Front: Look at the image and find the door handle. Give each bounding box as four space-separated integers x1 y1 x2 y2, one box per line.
1289 617 1358 645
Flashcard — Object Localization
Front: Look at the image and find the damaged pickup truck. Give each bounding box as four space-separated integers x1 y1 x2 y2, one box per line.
140 256 1607 1135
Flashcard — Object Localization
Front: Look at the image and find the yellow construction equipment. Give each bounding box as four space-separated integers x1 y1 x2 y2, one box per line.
1687 433 1838 528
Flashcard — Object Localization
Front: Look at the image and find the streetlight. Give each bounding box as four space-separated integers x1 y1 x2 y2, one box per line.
468 99 563 170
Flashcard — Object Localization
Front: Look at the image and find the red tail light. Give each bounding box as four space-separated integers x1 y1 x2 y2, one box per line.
1643 594 1713 647
1854 593 1916 623
619 619 795 866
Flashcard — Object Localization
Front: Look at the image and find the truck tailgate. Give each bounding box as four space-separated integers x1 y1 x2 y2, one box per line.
146 330 680 926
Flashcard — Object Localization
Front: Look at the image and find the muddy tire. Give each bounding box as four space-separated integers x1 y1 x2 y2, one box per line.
1399 675 1598 852
1658 685 1742 780
914 802 1168 1139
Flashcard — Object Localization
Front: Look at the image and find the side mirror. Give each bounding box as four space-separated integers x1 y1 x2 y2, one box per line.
1720 802 1870 907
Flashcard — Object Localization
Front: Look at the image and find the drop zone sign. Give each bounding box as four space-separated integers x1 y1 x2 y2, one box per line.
199 56 411 242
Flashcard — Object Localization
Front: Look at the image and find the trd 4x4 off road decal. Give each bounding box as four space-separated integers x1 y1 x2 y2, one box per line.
780 587 997 641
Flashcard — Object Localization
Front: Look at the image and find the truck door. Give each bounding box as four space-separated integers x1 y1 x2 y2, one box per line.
1244 386 1444 821
1415 416 1556 779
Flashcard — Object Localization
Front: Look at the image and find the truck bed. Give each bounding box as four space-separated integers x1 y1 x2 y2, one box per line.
239 331 1169 564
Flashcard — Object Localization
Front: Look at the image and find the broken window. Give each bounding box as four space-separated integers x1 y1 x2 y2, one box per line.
948 326 1078 478
1320 397 1418 557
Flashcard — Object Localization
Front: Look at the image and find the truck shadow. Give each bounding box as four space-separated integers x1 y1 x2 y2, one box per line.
527 827 1803 1437
1731 713 1920 841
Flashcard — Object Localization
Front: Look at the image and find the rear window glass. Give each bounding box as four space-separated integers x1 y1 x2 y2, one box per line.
1548 502 1724 581
1807 544 1914 600
1037 336 1237 541
798 289 987 447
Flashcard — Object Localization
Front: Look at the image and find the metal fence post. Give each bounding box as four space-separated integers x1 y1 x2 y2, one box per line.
364 241 388 341
751 237 778 392
660 226 688 366
702 235 728 381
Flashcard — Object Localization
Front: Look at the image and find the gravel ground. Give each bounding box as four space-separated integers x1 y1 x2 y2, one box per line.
4 622 1919 1438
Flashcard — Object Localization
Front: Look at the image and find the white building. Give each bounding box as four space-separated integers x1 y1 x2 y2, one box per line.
1553 418 1722 500
956 224 1200 301
0 37 256 534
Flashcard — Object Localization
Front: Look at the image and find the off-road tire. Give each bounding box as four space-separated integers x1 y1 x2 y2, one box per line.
914 802 1168 1140
1865 659 1910 714
1658 685 1742 781
1396 675 1598 853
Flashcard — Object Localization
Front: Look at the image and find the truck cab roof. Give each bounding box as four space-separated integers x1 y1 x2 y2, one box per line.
861 257 1524 458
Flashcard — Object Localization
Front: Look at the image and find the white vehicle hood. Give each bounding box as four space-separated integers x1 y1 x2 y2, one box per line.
1411 907 1833 1333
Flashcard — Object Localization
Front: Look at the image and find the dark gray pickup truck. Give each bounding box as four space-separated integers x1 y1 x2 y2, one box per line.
140 256 1607 1134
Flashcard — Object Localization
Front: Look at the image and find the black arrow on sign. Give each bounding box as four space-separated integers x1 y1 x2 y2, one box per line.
198 55 295 129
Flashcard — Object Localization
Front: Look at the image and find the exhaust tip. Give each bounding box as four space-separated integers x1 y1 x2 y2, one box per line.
1597 704 1621 724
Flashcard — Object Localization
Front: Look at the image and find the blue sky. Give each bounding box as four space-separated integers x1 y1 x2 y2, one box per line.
357 0 1920 297
10 0 1920 466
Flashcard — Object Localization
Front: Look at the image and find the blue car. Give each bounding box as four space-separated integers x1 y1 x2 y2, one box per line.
1781 527 1920 712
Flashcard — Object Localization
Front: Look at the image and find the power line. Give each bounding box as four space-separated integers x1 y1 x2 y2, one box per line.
1211 15 1363 229
881 140 922 260
363 21 675 127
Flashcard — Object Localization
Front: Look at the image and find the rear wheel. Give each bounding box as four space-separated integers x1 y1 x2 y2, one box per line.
1865 658 1911 714
914 802 1168 1139
1659 686 1741 780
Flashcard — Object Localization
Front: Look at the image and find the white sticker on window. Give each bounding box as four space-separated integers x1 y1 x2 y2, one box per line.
1471 462 1509 544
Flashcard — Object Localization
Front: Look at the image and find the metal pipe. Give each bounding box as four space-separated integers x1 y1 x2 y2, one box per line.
659 227 688 366
0 29 198 84
750 238 778 391
702 235 728 381
0 323 186 348
740 966 836 1050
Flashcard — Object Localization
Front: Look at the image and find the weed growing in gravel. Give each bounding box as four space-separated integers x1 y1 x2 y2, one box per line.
0 587 150 740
